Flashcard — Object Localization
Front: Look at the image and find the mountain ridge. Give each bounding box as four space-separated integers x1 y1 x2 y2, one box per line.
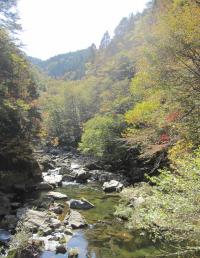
28 45 96 80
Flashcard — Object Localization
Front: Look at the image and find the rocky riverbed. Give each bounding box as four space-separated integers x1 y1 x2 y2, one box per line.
0 150 129 257
0 149 170 258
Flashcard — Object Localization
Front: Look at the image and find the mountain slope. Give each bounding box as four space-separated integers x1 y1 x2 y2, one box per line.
28 45 96 80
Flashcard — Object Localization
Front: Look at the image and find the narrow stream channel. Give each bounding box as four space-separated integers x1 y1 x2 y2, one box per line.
40 183 164 258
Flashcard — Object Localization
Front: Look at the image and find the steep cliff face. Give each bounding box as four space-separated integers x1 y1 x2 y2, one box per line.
125 144 168 182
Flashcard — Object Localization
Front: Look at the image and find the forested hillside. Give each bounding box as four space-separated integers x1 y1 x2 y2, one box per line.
29 45 96 80
39 0 200 160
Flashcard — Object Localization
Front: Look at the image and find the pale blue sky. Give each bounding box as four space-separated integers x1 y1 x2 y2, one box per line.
18 0 149 60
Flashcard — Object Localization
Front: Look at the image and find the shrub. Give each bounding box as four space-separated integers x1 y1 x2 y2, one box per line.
116 147 200 244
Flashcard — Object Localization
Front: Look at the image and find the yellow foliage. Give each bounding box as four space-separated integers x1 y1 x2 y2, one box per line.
168 140 193 166
51 137 59 146
38 128 48 139
125 99 160 125
130 72 154 98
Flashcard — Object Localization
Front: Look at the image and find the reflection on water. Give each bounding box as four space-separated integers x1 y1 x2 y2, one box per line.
40 183 163 258
67 231 91 258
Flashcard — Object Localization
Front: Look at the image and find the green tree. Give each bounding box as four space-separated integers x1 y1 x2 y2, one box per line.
79 115 126 160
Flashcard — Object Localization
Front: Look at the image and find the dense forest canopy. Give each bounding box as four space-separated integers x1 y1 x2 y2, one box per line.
35 0 200 158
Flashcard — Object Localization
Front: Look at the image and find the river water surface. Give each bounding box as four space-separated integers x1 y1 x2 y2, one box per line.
40 183 165 258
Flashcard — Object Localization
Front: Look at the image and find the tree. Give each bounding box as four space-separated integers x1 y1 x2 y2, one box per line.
99 31 111 49
0 0 21 32
0 29 40 143
79 115 126 160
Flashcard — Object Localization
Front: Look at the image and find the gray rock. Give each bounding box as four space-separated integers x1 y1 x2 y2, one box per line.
37 155 55 171
71 162 81 170
68 210 87 229
44 240 58 252
37 196 54 209
64 228 73 235
54 226 65 233
17 209 51 232
62 174 76 182
43 174 62 186
59 166 72 175
89 170 115 182
36 182 54 191
49 203 64 214
103 180 123 192
47 191 68 200
75 169 90 183
32 233 71 252
69 198 94 210
56 245 67 254
42 227 53 236
50 218 61 229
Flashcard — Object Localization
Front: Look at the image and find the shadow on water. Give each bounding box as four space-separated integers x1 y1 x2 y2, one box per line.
39 183 167 258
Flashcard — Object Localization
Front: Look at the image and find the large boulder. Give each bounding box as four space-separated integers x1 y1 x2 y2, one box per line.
47 191 68 200
103 180 123 193
43 173 62 186
16 209 51 232
67 210 87 229
75 169 90 183
69 198 94 210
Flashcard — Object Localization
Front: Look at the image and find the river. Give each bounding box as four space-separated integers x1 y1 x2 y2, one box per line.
40 182 165 258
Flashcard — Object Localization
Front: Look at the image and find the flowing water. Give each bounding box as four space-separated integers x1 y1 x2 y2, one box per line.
40 183 166 258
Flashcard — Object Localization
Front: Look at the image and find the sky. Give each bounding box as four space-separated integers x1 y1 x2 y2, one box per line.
18 0 149 60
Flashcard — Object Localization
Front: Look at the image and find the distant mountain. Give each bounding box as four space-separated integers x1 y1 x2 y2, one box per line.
28 56 43 66
28 45 96 80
